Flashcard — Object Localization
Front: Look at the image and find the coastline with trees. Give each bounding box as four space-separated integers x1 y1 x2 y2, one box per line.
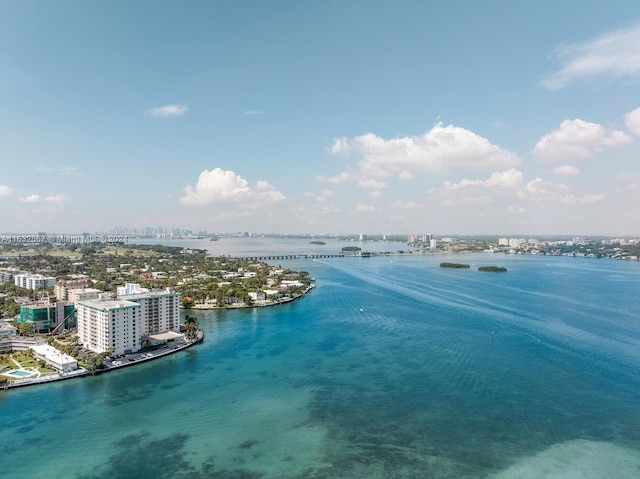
0 241 315 390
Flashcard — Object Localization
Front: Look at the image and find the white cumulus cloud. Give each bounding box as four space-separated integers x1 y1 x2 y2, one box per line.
390 200 423 210
532 119 632 162
432 169 524 207
0 185 14 197
624 107 640 136
355 203 376 212
429 169 603 209
443 169 524 190
44 194 68 204
19 194 69 204
180 168 285 206
580 193 605 204
19 194 41 203
323 123 521 189
147 104 189 118
398 170 414 180
328 137 350 155
357 178 387 190
520 178 574 203
553 165 581 176
543 22 640 90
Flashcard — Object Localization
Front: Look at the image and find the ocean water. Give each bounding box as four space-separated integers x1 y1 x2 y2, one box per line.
1 252 640 478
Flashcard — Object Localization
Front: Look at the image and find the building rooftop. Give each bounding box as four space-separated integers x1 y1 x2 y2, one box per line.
31 344 77 366
118 288 179 300
78 298 140 311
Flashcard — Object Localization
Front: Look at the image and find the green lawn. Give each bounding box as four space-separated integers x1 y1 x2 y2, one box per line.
2 353 57 375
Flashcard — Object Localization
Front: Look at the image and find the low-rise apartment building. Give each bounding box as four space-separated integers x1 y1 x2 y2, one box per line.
19 299 75 333
14 273 56 290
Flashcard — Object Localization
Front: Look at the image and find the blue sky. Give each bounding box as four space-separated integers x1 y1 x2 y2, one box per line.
1 1 640 236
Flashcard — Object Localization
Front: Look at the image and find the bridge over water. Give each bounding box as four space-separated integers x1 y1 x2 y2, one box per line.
233 253 346 261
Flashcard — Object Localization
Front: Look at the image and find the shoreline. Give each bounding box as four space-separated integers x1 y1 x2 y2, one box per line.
188 284 314 310
2 330 204 391
2 285 315 392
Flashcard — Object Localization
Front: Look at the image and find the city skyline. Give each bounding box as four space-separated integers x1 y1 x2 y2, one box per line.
2 2 640 235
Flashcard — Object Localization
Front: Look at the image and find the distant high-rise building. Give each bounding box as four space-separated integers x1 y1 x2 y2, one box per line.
509 238 522 248
116 283 149 296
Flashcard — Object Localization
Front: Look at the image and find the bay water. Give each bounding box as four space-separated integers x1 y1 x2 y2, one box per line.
1 248 639 478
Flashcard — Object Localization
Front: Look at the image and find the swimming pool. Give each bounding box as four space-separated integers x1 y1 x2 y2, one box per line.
6 370 33 378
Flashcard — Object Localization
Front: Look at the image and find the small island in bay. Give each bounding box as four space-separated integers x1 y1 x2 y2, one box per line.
478 266 508 272
440 262 470 269
310 240 326 245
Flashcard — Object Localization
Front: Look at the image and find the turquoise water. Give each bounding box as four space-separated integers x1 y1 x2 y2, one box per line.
1 253 640 478
7 370 31 378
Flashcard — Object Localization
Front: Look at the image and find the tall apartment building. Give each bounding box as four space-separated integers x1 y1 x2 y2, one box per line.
14 273 56 290
77 298 141 355
118 286 180 335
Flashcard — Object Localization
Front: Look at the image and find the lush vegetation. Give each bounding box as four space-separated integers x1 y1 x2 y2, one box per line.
0 242 313 313
184 314 200 340
177 262 312 309
0 350 57 377
478 266 508 272
341 246 362 253
439 262 470 268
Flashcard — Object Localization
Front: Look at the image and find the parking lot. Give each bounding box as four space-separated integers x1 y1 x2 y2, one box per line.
104 338 189 369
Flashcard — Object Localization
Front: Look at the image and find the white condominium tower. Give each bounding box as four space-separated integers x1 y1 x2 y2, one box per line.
118 287 180 335
77 298 141 355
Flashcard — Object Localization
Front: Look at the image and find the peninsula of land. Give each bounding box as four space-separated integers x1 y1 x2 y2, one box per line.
0 242 313 390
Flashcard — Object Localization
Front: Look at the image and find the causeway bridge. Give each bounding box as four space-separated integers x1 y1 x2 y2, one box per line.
233 253 346 261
